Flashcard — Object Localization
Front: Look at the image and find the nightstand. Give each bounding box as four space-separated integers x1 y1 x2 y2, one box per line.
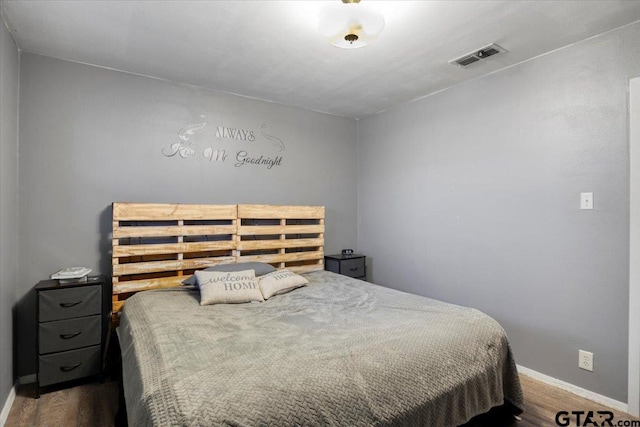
35 275 108 396
324 254 366 280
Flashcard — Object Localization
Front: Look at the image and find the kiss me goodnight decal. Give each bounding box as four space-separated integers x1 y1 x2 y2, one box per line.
162 115 285 170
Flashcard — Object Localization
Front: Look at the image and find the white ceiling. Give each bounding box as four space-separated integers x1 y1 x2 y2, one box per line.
2 1 640 119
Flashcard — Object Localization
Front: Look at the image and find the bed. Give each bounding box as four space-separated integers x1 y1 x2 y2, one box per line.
112 203 523 427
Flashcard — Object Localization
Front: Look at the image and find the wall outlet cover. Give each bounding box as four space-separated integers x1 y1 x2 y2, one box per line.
579 349 594 371
580 192 594 210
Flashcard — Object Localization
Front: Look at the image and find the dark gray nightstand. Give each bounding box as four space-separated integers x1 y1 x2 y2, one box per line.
324 254 366 280
35 275 108 397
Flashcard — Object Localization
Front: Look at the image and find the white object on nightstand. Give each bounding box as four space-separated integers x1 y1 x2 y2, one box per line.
51 267 92 279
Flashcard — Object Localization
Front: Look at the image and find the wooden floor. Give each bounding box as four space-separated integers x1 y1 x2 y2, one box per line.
515 376 638 427
5 374 639 426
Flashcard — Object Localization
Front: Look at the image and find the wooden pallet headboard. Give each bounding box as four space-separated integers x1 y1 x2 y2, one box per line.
111 203 325 323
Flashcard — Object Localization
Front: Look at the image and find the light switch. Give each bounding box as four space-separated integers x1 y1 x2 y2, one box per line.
580 192 594 210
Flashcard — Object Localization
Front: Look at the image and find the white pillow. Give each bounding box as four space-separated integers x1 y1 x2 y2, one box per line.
195 269 264 305
258 269 309 300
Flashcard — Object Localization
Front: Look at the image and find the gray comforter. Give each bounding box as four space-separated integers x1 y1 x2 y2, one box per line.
118 270 523 427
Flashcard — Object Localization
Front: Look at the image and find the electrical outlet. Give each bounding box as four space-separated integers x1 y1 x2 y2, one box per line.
580 192 594 210
579 350 593 371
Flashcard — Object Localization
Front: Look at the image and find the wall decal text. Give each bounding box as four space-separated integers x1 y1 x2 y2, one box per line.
163 116 286 170
215 126 255 141
235 151 283 169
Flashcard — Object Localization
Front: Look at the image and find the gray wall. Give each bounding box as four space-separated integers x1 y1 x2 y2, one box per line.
358 22 640 402
16 53 358 376
0 15 19 407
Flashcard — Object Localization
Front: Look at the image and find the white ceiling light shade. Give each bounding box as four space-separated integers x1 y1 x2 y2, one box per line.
318 0 385 49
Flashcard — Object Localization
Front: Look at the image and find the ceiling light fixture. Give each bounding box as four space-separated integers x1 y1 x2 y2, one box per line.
318 0 385 49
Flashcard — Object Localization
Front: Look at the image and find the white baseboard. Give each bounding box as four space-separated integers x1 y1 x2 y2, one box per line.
517 365 628 413
0 383 16 427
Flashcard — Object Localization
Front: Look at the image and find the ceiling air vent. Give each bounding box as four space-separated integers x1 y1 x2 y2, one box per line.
450 43 506 68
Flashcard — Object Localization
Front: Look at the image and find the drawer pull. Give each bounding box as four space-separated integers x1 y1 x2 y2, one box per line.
349 267 359 271
59 332 82 340
59 301 82 308
59 363 82 372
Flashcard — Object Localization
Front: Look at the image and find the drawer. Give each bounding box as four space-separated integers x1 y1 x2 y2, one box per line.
39 285 101 322
38 345 101 387
341 258 365 278
39 315 101 354
325 258 340 274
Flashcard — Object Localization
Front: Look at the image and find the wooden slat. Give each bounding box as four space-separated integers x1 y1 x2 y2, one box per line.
237 224 324 236
113 241 235 258
237 250 323 264
112 300 125 313
113 276 187 294
237 238 323 251
113 224 235 238
233 219 239 259
279 219 286 268
238 204 324 219
112 220 120 282
176 220 184 276
113 256 235 276
113 203 237 221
